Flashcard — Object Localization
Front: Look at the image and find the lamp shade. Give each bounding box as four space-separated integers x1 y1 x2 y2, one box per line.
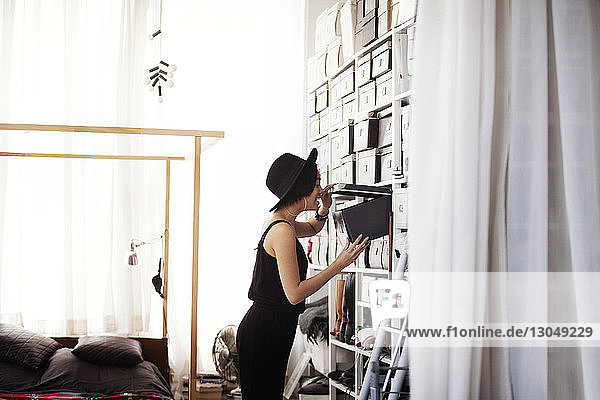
128 252 138 266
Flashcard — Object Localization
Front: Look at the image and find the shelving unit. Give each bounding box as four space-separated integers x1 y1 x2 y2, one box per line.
301 1 415 398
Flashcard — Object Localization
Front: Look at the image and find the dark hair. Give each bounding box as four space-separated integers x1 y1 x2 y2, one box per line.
273 162 318 211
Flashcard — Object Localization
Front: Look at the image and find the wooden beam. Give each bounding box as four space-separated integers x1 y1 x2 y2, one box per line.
0 152 185 161
0 123 224 138
163 160 171 339
190 137 201 400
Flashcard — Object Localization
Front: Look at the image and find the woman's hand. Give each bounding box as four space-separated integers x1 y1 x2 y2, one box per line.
332 234 370 272
318 183 335 213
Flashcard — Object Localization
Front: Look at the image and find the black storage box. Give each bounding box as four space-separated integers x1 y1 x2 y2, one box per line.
333 195 391 242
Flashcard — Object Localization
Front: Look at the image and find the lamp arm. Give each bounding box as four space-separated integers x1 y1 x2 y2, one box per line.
130 234 164 249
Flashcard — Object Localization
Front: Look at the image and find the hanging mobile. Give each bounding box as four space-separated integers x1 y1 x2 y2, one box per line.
143 0 176 102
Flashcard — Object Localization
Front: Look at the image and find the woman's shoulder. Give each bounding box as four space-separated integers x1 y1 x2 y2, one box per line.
262 219 295 240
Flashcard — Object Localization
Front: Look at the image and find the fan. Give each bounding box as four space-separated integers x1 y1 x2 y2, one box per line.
212 325 239 383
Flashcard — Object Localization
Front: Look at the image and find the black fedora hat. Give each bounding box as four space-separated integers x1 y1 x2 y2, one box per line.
266 148 318 211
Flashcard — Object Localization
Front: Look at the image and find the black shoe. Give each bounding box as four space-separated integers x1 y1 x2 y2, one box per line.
327 370 344 381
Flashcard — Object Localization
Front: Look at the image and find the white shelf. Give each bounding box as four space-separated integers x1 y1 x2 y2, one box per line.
331 338 356 352
394 18 417 32
331 338 393 366
356 347 393 365
375 180 393 187
330 379 357 398
357 300 371 308
352 267 389 276
394 90 413 101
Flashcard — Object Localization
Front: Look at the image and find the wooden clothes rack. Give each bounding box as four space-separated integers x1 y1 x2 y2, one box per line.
0 123 224 400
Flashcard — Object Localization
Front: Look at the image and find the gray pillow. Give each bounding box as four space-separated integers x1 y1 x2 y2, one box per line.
0 323 62 370
72 335 143 366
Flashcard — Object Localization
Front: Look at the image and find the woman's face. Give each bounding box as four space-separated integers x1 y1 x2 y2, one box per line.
304 170 322 211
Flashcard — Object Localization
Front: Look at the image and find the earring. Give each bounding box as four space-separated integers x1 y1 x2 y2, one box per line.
303 198 307 212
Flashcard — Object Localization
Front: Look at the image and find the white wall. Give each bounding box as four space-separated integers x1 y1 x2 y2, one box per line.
141 0 307 379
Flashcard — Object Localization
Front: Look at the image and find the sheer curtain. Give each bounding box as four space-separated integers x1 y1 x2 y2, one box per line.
0 0 164 335
409 0 600 399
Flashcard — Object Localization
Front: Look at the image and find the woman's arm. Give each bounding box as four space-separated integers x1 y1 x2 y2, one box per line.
292 208 328 238
266 223 368 305
292 183 335 238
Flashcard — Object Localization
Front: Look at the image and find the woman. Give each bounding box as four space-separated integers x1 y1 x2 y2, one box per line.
236 148 369 399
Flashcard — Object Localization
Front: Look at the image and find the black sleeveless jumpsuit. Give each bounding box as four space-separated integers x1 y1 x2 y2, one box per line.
236 220 308 399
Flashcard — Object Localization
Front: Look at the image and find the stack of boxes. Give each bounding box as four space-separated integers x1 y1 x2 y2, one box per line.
305 1 416 263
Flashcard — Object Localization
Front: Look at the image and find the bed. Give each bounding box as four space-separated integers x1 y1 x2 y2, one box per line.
0 326 173 399
0 123 225 400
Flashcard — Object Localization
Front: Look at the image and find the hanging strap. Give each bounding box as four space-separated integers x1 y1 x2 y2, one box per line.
260 219 292 242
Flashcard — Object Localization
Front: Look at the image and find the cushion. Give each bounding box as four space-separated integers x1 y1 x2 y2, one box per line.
0 323 62 370
72 335 143 366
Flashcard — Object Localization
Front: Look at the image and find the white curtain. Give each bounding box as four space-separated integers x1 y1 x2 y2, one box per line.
409 0 600 399
0 1 164 335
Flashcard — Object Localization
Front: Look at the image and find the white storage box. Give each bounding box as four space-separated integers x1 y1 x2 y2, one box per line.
379 145 393 182
309 114 320 140
319 108 330 133
307 91 317 116
326 38 343 77
355 148 380 185
308 49 328 88
356 52 371 87
342 94 356 122
338 65 355 99
353 117 378 151
325 3 343 43
407 25 416 75
358 81 376 112
375 70 393 106
391 0 417 27
381 235 390 270
332 154 355 184
330 101 343 127
401 104 411 148
378 0 392 36
371 40 392 78
394 187 408 229
315 3 343 52
330 76 341 105
316 84 329 113
377 107 393 147
395 33 411 92
331 123 354 166
340 0 358 61
368 237 384 269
